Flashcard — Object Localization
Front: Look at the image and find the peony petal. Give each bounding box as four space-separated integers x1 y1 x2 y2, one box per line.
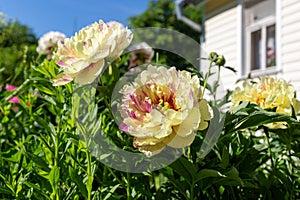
162 131 195 148
57 60 69 67
165 109 186 126
52 73 75 86
52 20 132 86
119 123 129 132
133 136 161 146
76 59 105 85
265 122 288 129
173 107 200 137
198 99 213 130
133 136 166 157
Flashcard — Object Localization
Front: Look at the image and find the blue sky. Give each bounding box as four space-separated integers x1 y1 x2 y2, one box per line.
0 0 150 38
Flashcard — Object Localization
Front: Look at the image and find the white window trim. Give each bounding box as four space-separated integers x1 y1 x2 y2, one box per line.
275 0 282 73
237 0 244 77
245 16 277 76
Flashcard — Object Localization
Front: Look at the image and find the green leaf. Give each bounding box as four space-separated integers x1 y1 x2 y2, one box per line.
0 186 14 195
34 84 55 96
48 166 60 190
199 107 224 159
219 146 229 169
2 150 22 163
43 95 57 105
194 169 225 183
23 181 51 200
103 184 121 200
223 66 237 73
68 166 88 199
234 110 297 131
23 151 50 172
161 172 189 199
221 166 243 186
169 156 197 184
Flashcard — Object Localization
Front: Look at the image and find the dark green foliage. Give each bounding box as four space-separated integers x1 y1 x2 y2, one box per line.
0 15 38 85
128 0 202 69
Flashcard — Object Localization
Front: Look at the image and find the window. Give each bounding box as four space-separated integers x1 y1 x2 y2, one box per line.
250 29 261 70
266 24 276 67
243 0 276 75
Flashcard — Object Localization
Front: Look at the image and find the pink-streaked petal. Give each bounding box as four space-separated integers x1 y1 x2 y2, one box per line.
76 59 105 85
8 96 20 104
57 60 69 67
52 73 74 86
107 21 118 27
119 123 129 132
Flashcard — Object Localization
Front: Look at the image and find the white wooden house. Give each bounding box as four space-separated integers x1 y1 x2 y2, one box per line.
176 0 300 96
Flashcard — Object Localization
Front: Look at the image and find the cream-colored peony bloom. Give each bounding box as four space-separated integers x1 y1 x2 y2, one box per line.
106 21 133 61
231 77 300 129
52 20 132 86
119 65 213 156
128 42 154 68
36 31 66 56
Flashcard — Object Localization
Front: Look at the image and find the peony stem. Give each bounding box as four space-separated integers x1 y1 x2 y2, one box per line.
126 172 132 200
190 183 195 200
86 148 93 200
201 60 213 99
264 127 275 168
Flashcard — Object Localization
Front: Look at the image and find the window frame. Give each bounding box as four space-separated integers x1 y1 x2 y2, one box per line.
245 16 276 76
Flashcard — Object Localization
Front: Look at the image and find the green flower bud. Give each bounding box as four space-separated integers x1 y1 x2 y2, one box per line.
215 55 226 66
209 52 218 62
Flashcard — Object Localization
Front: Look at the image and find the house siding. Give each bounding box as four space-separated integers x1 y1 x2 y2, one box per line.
202 0 300 96
281 0 300 94
202 6 239 96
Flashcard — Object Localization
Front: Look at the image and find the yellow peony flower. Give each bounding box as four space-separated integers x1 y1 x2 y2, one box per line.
119 65 213 156
52 20 132 86
231 77 300 129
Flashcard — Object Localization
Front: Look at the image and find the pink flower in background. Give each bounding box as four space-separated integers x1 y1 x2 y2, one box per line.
5 84 20 104
5 84 17 91
8 96 20 104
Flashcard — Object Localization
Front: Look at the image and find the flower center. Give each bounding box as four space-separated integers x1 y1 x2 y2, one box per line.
127 83 180 121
